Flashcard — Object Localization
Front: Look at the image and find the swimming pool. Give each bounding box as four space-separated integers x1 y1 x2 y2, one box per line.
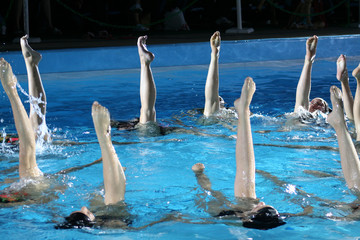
2 35 360 239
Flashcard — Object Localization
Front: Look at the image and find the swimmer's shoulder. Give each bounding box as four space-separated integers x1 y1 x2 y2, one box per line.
214 209 243 219
111 118 139 130
89 203 133 229
95 214 133 228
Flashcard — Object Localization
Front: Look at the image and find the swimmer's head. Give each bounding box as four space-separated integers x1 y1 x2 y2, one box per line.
242 206 285 230
309 98 330 114
55 207 95 229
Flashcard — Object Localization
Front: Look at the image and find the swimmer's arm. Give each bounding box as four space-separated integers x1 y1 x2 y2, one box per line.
192 165 233 207
281 205 313 217
193 170 212 191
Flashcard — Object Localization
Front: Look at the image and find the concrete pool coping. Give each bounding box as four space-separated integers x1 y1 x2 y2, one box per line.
1 34 360 75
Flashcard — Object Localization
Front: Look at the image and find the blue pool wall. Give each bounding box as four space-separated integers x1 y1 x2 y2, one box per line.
1 34 360 75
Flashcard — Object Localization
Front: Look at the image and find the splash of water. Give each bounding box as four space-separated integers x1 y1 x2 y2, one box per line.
1 127 5 149
0 127 15 154
285 184 298 195
16 82 52 150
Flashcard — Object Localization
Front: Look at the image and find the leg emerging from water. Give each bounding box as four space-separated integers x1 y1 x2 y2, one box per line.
336 54 354 121
0 58 42 178
204 31 221 117
327 86 360 191
138 35 156 124
294 35 318 112
352 64 360 141
234 77 256 199
20 35 49 140
92 101 126 205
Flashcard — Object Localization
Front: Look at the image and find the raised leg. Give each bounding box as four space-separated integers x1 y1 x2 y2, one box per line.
327 86 360 191
92 101 126 205
294 35 318 112
234 77 256 199
204 31 221 117
0 58 42 178
336 54 354 121
20 35 49 140
352 64 360 141
137 35 156 124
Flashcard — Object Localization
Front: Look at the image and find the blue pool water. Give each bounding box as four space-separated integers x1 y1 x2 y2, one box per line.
2 36 360 239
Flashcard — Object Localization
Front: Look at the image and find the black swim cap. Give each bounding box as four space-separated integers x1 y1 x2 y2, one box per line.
214 210 238 218
242 207 285 230
55 212 94 229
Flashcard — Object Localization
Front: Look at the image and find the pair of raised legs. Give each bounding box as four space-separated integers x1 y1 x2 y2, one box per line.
80 76 259 224
138 31 222 120
293 39 360 192
0 35 48 178
327 86 360 192
71 40 158 209
64 36 156 220
293 35 360 129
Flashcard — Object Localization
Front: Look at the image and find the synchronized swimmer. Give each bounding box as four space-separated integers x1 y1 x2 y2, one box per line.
2 32 360 231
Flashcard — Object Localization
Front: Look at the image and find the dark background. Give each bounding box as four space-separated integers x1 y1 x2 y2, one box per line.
1 0 360 51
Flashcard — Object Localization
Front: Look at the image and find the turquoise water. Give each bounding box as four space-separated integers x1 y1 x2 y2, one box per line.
1 57 360 239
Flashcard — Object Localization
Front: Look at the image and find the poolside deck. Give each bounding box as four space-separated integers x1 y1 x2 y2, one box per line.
1 25 360 52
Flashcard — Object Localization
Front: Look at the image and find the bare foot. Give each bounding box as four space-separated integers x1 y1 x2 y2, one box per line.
192 163 205 173
234 77 256 113
352 63 360 82
20 35 42 65
210 31 220 55
336 54 348 81
305 35 318 62
0 58 18 96
92 101 111 140
327 86 345 128
137 35 155 65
